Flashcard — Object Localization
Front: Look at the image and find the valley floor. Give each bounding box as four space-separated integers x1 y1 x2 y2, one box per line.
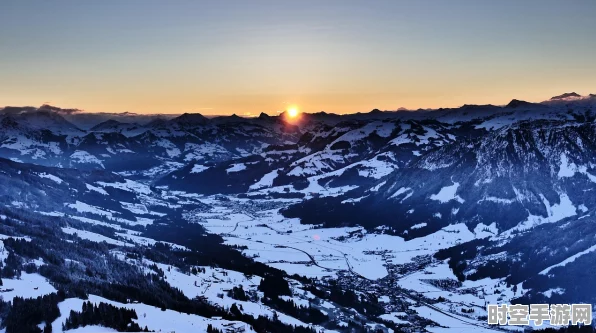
186 195 559 332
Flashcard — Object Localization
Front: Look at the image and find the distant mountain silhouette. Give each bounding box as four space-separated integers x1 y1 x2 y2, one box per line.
506 99 545 108
550 92 581 100
258 112 271 120
170 112 209 125
145 118 167 128
90 119 123 131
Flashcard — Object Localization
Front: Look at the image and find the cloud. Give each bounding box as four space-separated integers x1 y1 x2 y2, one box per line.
1 104 84 115
38 104 83 115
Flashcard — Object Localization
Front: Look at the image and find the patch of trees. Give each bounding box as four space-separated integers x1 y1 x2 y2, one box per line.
424 278 462 291
262 297 327 325
270 192 306 199
62 301 149 332
142 217 303 283
190 266 206 275
1 251 22 279
271 174 308 189
227 285 249 301
281 195 373 229
207 324 223 333
258 275 291 299
307 283 384 317
2 293 64 333
434 238 489 281
329 140 351 150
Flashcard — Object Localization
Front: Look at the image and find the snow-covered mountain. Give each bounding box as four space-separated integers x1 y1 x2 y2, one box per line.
0 106 302 178
2 94 596 332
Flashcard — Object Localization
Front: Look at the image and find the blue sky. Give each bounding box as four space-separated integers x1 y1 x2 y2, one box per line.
1 0 595 114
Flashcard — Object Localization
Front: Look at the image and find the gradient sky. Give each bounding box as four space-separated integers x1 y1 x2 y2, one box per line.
1 0 595 115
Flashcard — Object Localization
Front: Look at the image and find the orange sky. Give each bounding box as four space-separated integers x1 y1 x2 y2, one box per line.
4 86 595 116
1 1 595 115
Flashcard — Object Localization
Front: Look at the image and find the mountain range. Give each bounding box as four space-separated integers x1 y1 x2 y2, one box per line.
1 93 596 332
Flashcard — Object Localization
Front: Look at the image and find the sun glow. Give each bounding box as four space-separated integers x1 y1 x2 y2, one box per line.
287 106 299 118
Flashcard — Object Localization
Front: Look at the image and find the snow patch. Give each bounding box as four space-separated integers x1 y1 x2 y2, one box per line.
249 169 280 190
1 273 57 301
96 179 152 195
226 163 247 173
85 183 108 195
430 182 464 204
38 173 63 184
558 153 577 178
540 244 596 275
62 227 131 247
190 164 210 174
389 187 411 199
502 192 576 237
70 151 104 168
474 223 498 239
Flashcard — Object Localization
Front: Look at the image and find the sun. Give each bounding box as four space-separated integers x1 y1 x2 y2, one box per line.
287 106 299 118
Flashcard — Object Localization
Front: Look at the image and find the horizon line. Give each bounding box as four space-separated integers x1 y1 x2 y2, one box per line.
1 91 593 117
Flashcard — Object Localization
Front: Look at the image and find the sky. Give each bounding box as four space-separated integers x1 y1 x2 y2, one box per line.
1 0 595 115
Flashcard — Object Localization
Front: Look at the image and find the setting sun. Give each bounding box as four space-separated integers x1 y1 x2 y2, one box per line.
287 106 299 118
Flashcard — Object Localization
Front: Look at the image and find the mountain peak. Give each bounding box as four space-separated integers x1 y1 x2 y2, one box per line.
171 112 209 125
550 92 582 100
90 119 122 131
506 99 539 108
11 110 82 132
461 104 498 110
258 112 271 120
145 117 167 128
